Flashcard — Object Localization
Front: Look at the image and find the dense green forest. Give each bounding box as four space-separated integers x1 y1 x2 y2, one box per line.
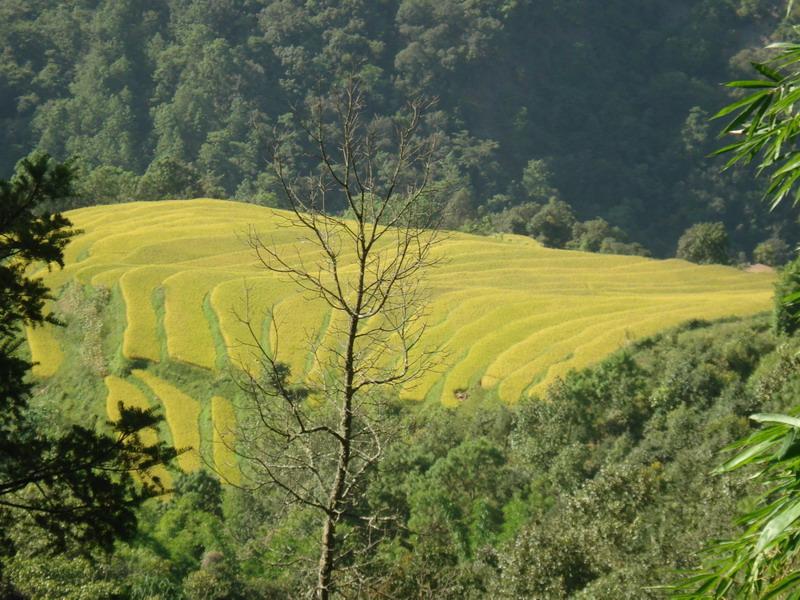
2 0 799 257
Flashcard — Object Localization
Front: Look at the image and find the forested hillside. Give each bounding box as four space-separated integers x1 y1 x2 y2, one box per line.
9 314 800 597
1 0 798 256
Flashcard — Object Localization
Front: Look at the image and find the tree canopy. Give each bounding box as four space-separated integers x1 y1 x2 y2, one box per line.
1 0 797 257
0 153 176 578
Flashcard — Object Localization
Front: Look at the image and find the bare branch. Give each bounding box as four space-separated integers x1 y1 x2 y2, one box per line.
233 79 441 599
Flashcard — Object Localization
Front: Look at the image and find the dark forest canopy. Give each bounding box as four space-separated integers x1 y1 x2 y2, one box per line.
1 0 799 257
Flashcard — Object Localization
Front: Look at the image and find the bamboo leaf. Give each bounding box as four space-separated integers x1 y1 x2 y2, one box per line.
725 80 778 88
709 141 746 157
722 96 772 136
716 439 777 473
751 414 800 429
767 42 800 50
777 428 798 459
713 90 771 119
746 97 773 138
771 153 800 177
753 62 784 82
756 501 800 554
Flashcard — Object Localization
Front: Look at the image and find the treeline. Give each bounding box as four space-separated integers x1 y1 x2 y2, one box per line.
1 0 798 257
7 293 800 597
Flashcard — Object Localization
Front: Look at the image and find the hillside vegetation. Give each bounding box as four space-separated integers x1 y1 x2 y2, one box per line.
14 311 799 597
25 199 774 472
2 0 798 257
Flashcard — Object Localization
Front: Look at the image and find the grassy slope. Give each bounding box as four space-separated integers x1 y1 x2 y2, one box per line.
26 199 775 468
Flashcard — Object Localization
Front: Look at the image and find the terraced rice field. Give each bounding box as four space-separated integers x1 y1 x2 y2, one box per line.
26 199 775 469
132 369 202 472
211 396 240 485
26 316 63 377
104 375 173 488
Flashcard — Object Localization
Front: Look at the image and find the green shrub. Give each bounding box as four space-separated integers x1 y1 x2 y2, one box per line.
773 256 800 335
753 236 791 266
676 222 729 265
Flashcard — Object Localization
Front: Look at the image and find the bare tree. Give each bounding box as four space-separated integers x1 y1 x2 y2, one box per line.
234 82 441 598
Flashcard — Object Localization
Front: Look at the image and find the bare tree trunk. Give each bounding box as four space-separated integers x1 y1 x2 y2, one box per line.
316 396 353 598
317 263 364 597
317 512 337 599
232 80 441 596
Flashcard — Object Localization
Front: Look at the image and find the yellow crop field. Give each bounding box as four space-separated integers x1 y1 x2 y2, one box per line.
23 199 777 470
26 323 63 378
162 270 233 369
210 277 291 375
120 266 176 362
104 375 173 489
211 396 240 485
132 369 201 472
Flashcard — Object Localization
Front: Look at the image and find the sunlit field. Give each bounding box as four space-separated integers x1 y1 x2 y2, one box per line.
27 199 775 464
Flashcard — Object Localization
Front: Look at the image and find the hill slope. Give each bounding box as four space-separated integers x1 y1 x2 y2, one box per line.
25 199 774 469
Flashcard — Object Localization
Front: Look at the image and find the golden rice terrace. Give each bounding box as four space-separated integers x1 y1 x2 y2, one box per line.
26 199 774 470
